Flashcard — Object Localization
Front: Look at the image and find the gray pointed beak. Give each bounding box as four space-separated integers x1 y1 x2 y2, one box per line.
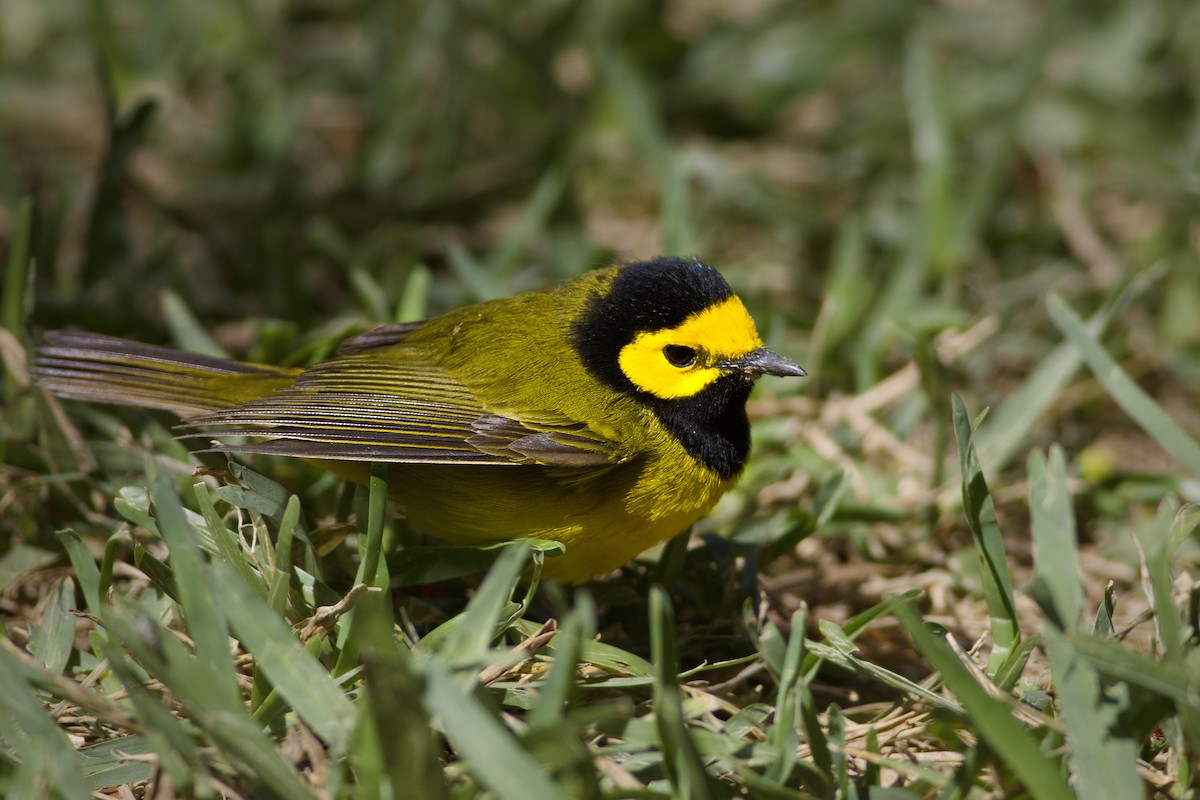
722 347 807 377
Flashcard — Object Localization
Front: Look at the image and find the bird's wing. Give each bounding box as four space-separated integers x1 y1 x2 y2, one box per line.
180 346 621 467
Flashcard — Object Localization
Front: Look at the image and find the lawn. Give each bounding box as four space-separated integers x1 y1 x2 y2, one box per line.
2 1 1199 797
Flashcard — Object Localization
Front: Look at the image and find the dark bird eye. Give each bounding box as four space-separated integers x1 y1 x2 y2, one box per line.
662 345 697 368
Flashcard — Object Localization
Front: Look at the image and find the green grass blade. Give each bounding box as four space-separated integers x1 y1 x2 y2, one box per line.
77 736 156 791
511 617 654 677
147 461 241 710
209 561 357 752
1028 446 1083 630
2 196 32 402
905 27 954 276
389 540 562 586
267 493 300 614
348 265 391 322
192 482 268 601
1137 500 1200 751
1043 629 1143 799
894 602 1073 799
970 120 1165 481
434 541 531 665
396 263 432 323
57 530 102 614
446 241 508 303
1139 500 1183 660
160 288 225 356
1066 633 1200 707
764 607 806 786
1047 293 1200 476
422 655 561 800
527 593 595 730
803 638 960 713
649 585 720 800
28 579 75 675
356 463 388 589
1030 446 1142 795
0 645 91 798
333 465 391 675
95 639 202 791
952 394 1020 674
104 603 317 798
355 592 449 799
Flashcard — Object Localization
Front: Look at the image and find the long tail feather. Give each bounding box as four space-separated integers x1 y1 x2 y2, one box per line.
33 331 300 414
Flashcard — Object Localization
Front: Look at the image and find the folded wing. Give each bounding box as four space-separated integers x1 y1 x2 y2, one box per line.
181 345 620 467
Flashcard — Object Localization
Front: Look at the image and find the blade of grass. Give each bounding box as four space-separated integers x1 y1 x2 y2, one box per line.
1032 446 1142 796
1043 628 1143 798
29 579 75 675
803 638 960 713
432 541 531 665
103 603 317 798
161 288 225 356
649 585 720 800
0 644 91 797
357 463 388 590
92 638 202 791
1028 446 1083 630
208 561 356 751
221 463 296 520
348 265 391 322
396 263 432 323
527 593 595 730
971 154 1167 480
421 653 561 800
57 530 102 614
905 27 954 277
1047 292 1200 476
267 494 300 614
355 591 449 800
193 482 268 600
894 601 1073 799
77 736 156 791
2 196 32 402
763 607 806 786
1138 499 1200 751
333 464 391 675
1066 633 1200 706
952 394 1020 675
511 617 653 677
389 539 563 586
148 461 241 710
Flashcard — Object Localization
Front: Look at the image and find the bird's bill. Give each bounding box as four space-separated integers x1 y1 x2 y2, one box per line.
722 347 806 377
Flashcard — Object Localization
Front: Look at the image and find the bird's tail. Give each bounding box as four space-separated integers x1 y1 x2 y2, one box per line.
33 331 299 415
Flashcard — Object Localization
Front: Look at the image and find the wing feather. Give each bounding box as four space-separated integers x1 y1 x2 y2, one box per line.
181 345 620 467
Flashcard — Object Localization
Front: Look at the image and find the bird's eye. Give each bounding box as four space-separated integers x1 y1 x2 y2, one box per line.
662 345 697 368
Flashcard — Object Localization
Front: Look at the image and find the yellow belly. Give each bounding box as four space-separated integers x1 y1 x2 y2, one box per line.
323 453 734 583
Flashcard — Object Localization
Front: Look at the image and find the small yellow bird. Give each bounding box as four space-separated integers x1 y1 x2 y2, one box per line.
34 257 804 582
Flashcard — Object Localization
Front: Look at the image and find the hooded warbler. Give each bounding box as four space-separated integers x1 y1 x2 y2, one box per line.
34 256 804 582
